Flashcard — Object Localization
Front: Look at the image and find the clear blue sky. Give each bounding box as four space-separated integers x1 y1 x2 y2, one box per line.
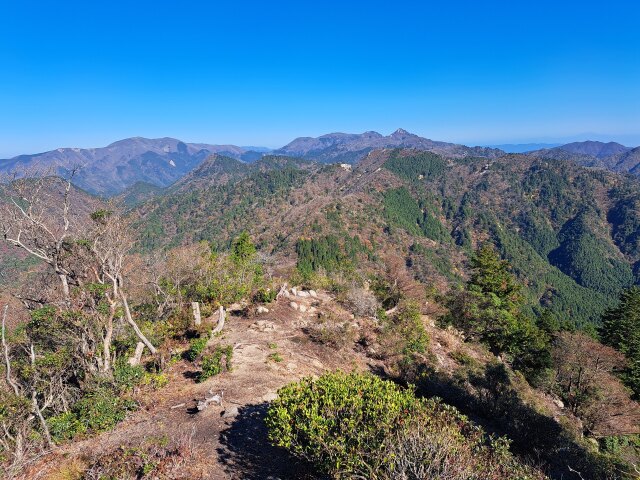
1 0 639 156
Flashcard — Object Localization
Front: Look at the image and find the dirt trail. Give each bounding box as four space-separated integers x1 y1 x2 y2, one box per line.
28 292 372 479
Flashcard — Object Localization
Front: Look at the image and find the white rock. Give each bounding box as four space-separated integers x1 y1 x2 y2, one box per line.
250 320 276 332
297 290 310 298
262 392 278 402
291 287 298 296
290 301 299 311
256 306 269 314
286 362 298 371
299 305 308 313
221 406 239 418
309 290 318 297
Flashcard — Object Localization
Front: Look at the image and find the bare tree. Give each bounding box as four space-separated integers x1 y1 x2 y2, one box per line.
90 208 157 360
553 332 640 436
1 170 81 304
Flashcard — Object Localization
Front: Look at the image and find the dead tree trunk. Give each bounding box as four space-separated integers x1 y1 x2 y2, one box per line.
192 302 202 326
29 344 52 448
119 291 157 355
212 305 225 335
1 305 20 395
57 271 71 304
128 342 145 366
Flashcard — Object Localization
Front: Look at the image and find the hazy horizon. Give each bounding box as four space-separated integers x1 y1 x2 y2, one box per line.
1 129 640 159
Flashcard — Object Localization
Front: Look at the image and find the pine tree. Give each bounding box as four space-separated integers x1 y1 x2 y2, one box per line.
446 244 551 383
600 286 640 398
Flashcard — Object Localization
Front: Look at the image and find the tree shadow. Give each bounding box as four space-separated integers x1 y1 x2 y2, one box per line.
217 402 321 479
410 363 616 480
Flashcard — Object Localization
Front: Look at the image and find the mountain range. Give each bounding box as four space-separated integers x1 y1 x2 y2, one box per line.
131 147 640 329
526 141 640 175
271 128 505 163
2 131 640 196
0 137 265 196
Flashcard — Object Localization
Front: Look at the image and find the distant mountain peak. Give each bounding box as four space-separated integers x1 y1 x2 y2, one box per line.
391 128 412 136
0 137 257 196
556 140 630 159
273 129 503 164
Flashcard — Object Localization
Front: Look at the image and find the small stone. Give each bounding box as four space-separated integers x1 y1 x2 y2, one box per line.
250 320 276 332
297 290 310 298
291 287 298 296
262 392 278 402
299 305 308 313
290 301 299 311
308 290 318 297
256 306 269 314
286 362 298 371
221 406 239 418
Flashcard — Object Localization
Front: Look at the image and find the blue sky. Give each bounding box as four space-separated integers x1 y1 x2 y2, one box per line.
1 0 639 156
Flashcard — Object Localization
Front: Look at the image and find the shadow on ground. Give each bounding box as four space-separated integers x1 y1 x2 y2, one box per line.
217 402 320 479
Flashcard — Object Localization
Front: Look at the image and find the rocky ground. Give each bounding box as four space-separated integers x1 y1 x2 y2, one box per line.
25 288 375 480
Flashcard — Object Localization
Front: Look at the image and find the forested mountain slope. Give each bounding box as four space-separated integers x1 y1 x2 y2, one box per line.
135 148 640 328
528 141 640 176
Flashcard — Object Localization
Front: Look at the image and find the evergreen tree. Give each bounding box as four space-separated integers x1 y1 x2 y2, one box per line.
600 286 640 398
231 231 257 266
446 244 551 382
230 231 261 287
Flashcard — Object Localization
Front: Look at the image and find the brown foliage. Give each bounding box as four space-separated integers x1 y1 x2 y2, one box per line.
552 332 640 436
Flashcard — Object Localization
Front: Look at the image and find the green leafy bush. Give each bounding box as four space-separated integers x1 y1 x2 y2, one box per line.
113 359 145 391
266 371 547 479
72 386 136 433
198 345 233 382
254 287 278 304
185 336 208 361
47 412 87 443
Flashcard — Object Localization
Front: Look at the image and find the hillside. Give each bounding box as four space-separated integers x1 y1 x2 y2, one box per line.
272 128 505 163
528 141 640 176
0 137 264 196
135 148 640 328
3 151 640 480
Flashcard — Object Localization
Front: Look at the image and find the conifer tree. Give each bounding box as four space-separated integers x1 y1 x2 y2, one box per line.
600 286 640 398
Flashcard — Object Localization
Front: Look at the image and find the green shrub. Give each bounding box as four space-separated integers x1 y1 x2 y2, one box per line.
47 412 86 443
142 372 169 389
113 359 145 391
268 351 283 362
266 371 546 479
73 386 136 433
198 345 233 382
185 336 208 361
254 287 278 304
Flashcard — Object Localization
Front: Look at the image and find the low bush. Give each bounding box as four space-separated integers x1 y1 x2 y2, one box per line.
344 286 378 317
266 371 547 480
254 287 278 304
380 302 429 364
305 313 355 349
198 345 233 382
73 386 136 433
47 412 87 443
185 336 208 361
113 359 146 391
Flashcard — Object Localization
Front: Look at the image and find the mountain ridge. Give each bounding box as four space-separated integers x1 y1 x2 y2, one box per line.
0 137 266 196
272 128 505 163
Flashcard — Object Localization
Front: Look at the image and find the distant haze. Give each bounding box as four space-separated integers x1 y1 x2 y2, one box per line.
488 143 563 153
